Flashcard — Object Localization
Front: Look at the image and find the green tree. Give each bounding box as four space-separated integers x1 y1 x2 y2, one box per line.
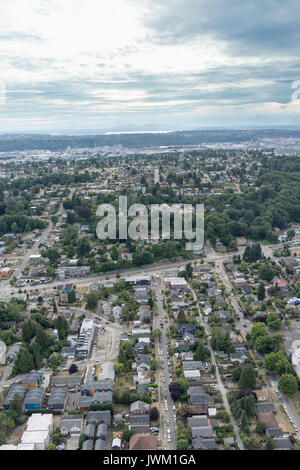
240 409 249 434
110 245 119 261
177 309 186 324
55 315 69 340
259 265 274 282
194 342 209 362
35 325 54 353
278 374 298 396
255 421 266 435
32 342 42 369
267 313 281 330
243 436 263 450
46 443 57 450
265 436 275 450
177 404 192 418
121 426 135 442
151 329 162 341
185 262 193 279
11 222 18 233
12 346 35 375
118 341 135 365
250 322 268 341
86 291 99 311
211 326 231 352
238 367 256 390
9 393 23 416
175 378 189 394
287 229 295 240
243 244 262 263
52 299 58 314
52 428 66 446
44 248 61 265
177 439 189 450
232 366 242 382
78 238 91 257
255 334 283 354
78 433 87 449
21 319 37 343
68 289 76 304
50 353 61 370
264 351 292 375
257 283 265 301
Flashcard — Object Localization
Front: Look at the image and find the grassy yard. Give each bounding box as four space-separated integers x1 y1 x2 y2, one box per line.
115 374 134 388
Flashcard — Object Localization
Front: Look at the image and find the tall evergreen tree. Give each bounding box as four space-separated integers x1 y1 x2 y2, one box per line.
238 366 256 390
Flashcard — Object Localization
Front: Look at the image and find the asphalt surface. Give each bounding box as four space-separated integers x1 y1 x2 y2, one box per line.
154 276 177 450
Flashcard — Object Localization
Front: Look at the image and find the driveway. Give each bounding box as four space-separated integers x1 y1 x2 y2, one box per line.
65 435 80 450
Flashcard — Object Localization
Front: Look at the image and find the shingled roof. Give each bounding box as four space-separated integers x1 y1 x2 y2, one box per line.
129 434 158 450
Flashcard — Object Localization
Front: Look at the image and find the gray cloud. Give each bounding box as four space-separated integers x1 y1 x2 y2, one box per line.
1 0 300 130
141 0 300 57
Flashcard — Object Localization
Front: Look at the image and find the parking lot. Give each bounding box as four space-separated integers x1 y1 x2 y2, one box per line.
278 321 300 352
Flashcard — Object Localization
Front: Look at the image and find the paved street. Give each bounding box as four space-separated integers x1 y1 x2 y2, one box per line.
154 275 176 450
190 284 245 450
214 259 300 443
0 249 245 302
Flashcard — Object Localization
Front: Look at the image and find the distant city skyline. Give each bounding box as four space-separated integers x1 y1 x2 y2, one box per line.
0 0 300 132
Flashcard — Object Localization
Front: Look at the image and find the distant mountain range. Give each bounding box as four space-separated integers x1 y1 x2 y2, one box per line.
1 128 300 152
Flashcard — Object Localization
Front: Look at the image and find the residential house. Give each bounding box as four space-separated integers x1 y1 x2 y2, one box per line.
61 415 83 436
256 412 278 430
85 423 96 440
129 434 158 450
273 438 292 450
61 347 76 359
87 411 111 426
256 402 275 413
192 438 218 450
99 362 115 382
3 384 26 410
181 351 194 361
51 374 82 389
24 387 45 410
48 388 67 410
177 324 196 335
135 354 151 372
96 423 108 441
82 440 94 450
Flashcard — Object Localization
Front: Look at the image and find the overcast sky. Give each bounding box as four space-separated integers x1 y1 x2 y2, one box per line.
0 0 300 132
